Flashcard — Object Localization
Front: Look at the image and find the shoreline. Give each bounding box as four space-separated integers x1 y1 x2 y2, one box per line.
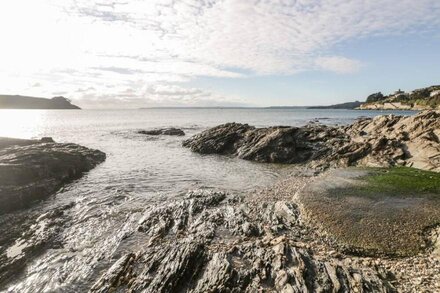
88 167 440 292
1 110 439 291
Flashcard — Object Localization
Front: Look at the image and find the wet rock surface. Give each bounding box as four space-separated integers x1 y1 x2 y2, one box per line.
138 128 185 136
0 202 74 286
0 137 106 213
183 110 440 172
90 186 395 293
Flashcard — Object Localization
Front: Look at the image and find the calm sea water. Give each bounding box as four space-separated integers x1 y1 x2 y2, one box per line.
0 108 415 292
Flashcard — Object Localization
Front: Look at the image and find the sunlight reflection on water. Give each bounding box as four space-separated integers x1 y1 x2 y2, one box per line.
0 108 416 292
0 110 46 138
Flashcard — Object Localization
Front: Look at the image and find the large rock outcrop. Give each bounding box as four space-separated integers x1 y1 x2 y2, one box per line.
0 137 106 213
183 111 440 172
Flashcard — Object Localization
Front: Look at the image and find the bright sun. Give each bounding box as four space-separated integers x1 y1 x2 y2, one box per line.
0 110 44 139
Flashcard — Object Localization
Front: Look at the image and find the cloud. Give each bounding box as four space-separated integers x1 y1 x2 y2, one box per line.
0 0 439 106
73 83 249 108
315 56 363 74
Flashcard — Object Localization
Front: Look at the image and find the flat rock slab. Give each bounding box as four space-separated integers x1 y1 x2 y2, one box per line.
298 167 440 257
0 137 106 213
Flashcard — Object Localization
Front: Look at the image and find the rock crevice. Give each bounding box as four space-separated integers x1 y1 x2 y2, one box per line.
90 190 395 292
183 110 440 172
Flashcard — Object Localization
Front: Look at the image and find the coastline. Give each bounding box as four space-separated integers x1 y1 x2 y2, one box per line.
1 110 439 291
89 110 440 292
88 167 440 292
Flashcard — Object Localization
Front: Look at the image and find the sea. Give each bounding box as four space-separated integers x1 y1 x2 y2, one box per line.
0 108 415 292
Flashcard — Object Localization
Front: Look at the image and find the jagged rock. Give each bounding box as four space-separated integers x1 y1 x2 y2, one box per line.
90 190 395 292
183 111 440 172
182 123 341 164
138 128 185 136
345 110 440 171
0 202 74 285
0 137 106 213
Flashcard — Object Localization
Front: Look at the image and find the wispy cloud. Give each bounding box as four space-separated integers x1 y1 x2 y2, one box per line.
74 84 248 108
1 0 439 106
315 56 363 74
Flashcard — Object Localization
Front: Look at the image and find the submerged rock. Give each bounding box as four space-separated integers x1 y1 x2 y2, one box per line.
138 128 185 136
0 137 106 213
183 110 440 171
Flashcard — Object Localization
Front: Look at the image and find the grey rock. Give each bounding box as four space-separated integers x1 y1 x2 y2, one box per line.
90 190 395 292
183 111 440 172
0 137 106 213
138 128 185 136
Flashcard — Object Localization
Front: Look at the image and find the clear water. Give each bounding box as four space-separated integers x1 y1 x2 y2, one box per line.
0 108 415 292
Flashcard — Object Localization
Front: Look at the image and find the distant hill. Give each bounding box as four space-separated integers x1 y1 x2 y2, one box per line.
0 95 80 109
360 85 440 110
307 101 363 109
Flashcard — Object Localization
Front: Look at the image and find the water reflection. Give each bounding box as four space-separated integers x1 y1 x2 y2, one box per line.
0 108 416 291
0 110 46 139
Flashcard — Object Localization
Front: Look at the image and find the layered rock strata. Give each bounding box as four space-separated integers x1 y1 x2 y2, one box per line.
183 110 440 172
0 137 106 213
90 189 394 293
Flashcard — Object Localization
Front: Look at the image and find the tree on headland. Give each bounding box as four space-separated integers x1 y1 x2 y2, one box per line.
366 92 385 103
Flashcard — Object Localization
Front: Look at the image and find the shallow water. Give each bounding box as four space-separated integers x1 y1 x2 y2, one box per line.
0 108 415 292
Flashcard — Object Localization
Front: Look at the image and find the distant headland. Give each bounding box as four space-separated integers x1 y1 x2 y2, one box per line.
359 85 440 110
308 85 440 110
0 95 80 109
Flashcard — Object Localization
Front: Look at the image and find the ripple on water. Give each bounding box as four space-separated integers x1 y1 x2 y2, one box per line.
1 109 416 291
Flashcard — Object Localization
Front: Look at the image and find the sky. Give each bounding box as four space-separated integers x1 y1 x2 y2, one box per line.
0 0 440 108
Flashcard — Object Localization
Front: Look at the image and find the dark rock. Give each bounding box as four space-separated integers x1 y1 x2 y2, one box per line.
0 137 106 213
182 122 327 163
183 111 440 171
138 128 185 136
40 137 55 143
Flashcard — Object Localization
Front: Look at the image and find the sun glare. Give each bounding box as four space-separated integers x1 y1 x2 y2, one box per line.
0 110 44 139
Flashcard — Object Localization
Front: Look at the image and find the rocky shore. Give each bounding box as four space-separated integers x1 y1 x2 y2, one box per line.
1 110 439 292
0 137 106 286
89 169 440 292
0 137 106 213
88 110 440 292
90 184 395 292
183 110 440 172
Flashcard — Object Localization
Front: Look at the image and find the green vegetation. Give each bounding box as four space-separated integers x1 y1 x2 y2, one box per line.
365 92 384 103
360 167 440 196
363 85 440 109
301 167 440 256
